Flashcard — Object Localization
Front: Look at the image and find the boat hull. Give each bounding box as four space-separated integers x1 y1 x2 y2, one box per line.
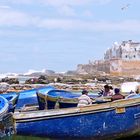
14 98 140 139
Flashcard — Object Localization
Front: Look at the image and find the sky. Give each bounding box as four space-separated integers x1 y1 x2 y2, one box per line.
0 0 140 73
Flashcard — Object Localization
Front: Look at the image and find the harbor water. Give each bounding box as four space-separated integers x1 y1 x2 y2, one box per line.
1 135 50 140
1 135 140 140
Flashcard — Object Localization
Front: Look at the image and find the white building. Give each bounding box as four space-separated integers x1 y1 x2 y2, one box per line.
104 40 140 61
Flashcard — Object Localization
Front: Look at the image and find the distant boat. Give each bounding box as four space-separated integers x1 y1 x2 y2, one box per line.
0 96 9 119
13 97 140 139
121 82 140 93
15 86 55 111
125 93 140 99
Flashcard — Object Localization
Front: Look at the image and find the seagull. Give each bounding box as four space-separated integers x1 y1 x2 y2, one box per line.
121 4 130 10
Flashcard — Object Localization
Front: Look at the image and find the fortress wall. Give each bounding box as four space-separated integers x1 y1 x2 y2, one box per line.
121 60 140 75
109 60 140 76
96 61 110 73
76 60 140 76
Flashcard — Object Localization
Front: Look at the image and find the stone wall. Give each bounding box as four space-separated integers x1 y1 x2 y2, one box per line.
95 60 110 73
121 60 140 76
76 60 140 76
76 64 97 74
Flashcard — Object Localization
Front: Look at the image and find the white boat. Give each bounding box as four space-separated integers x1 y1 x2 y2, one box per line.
121 82 140 93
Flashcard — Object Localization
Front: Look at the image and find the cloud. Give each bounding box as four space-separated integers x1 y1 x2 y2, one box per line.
2 0 112 17
0 8 39 27
5 0 34 5
57 5 76 17
4 0 112 6
40 0 112 7
0 5 10 9
0 7 139 33
83 10 93 17
96 0 112 5
40 0 92 7
38 19 140 32
39 0 112 17
0 29 40 39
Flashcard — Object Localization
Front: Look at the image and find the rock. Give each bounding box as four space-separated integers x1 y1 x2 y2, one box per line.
25 76 49 84
38 75 47 80
25 78 38 84
0 77 19 84
65 70 77 75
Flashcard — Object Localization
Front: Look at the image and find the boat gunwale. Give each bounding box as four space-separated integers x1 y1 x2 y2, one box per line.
15 107 115 123
14 97 140 122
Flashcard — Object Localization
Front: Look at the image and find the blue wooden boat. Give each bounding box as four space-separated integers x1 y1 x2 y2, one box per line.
37 89 99 109
125 94 140 99
15 86 55 111
0 96 15 137
13 97 140 139
0 96 9 119
1 92 18 112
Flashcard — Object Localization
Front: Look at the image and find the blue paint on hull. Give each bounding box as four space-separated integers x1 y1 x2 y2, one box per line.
15 86 55 110
0 96 9 118
15 104 140 139
1 92 17 102
15 95 37 110
1 92 18 112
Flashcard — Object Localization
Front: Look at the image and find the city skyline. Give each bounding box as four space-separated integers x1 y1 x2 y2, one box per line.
0 0 140 73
